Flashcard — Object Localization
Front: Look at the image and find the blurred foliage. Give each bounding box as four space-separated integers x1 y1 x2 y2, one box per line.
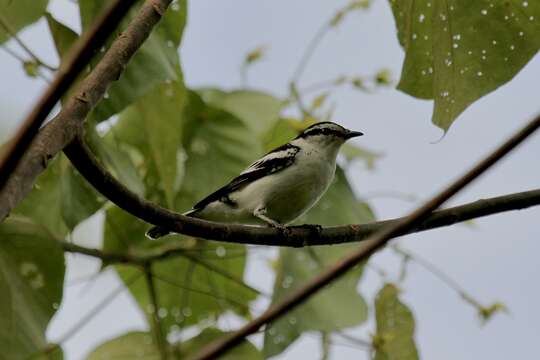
0 0 532 358
0 217 65 360
0 0 48 44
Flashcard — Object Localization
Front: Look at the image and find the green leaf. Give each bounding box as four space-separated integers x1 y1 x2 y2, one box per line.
86 332 160 360
197 89 283 139
79 0 188 122
373 284 419 360
61 164 105 231
341 143 382 170
115 79 187 207
87 128 146 197
0 0 49 44
263 169 373 358
389 0 540 130
13 156 68 238
104 206 257 334
14 154 105 236
45 12 78 59
178 328 263 360
0 217 65 360
87 329 263 360
175 91 263 212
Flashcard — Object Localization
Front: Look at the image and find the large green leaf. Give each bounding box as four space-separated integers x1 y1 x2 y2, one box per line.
197 89 283 139
79 0 187 122
104 206 257 335
14 155 105 236
87 127 145 197
263 169 373 358
60 164 105 231
178 328 263 360
175 91 263 212
0 0 48 44
389 0 540 130
14 156 68 238
373 284 419 360
113 79 187 207
0 217 65 360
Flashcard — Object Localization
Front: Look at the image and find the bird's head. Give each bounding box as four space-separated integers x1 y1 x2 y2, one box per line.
295 122 363 149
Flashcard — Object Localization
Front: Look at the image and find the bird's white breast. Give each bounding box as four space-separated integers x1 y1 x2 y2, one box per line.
233 140 337 224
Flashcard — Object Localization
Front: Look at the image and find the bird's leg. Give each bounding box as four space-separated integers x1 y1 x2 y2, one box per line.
254 206 290 236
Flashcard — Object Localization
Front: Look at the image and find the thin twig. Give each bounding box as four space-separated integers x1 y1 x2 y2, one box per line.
393 246 484 309
64 136 540 247
0 45 52 83
0 14 56 71
188 115 540 360
144 265 168 360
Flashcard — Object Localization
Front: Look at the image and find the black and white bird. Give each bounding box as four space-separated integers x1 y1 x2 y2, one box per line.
146 122 363 239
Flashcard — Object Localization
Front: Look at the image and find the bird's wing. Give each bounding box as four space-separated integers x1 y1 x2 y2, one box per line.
192 143 300 210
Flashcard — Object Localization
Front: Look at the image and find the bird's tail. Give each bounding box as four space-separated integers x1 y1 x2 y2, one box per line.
145 209 199 240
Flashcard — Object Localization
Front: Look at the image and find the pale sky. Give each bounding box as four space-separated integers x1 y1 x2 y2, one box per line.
1 1 539 359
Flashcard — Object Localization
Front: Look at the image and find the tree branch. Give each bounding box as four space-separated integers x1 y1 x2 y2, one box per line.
64 136 540 247
0 0 173 221
188 114 540 360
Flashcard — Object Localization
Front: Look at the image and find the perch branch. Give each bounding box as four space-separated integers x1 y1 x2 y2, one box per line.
0 0 173 221
188 114 540 360
64 135 540 247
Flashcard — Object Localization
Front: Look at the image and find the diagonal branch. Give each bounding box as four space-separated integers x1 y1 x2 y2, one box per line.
188 115 540 359
64 136 540 247
0 0 174 221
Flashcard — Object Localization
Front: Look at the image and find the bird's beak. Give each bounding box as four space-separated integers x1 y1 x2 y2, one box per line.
345 130 364 139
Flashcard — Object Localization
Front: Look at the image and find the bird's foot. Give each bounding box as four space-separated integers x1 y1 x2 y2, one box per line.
272 223 292 238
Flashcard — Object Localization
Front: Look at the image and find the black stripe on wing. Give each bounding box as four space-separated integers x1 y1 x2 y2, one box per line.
192 143 300 211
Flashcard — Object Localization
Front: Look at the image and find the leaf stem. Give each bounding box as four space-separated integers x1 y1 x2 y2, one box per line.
144 264 169 360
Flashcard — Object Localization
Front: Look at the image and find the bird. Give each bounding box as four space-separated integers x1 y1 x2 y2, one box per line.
146 121 363 239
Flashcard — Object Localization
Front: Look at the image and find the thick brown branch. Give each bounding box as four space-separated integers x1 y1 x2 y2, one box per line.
0 0 137 193
0 0 173 221
64 136 540 247
188 115 540 360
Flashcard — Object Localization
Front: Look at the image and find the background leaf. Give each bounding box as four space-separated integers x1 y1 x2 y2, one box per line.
389 0 540 130
0 217 65 360
263 168 374 358
373 284 419 360
60 165 104 231
14 155 105 236
115 79 187 207
0 0 48 44
45 13 78 60
79 0 187 122
198 89 283 139
86 332 160 360
177 328 264 360
103 206 257 335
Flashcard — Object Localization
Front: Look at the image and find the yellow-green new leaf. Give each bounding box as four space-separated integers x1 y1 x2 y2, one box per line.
373 284 419 360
